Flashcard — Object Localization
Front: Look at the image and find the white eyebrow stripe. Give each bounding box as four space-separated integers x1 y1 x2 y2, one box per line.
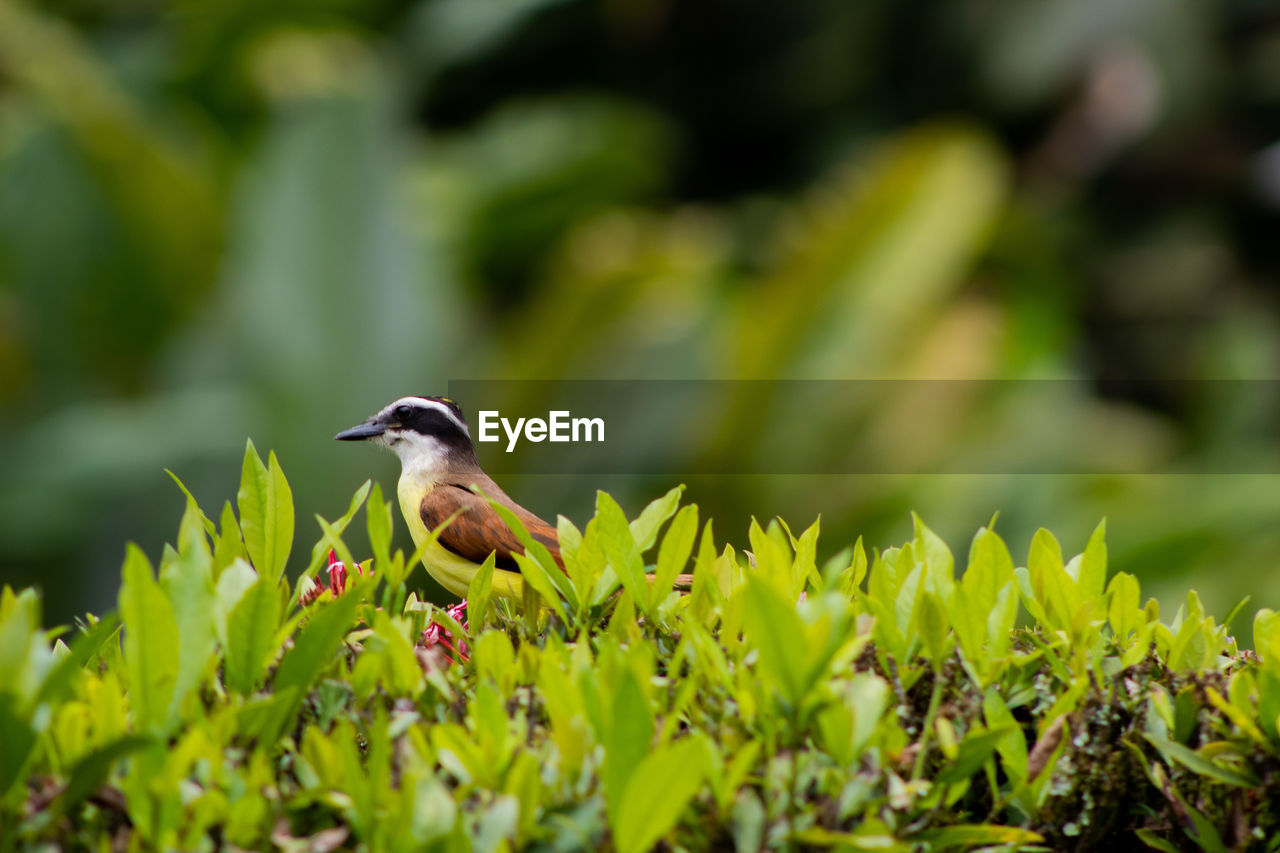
382 396 470 438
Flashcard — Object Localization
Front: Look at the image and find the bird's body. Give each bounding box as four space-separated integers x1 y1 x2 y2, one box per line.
397 484 525 599
336 396 560 601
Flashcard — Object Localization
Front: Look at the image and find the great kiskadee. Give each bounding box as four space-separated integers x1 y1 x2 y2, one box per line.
335 396 560 600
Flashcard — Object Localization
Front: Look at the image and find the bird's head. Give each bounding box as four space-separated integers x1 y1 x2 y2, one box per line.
335 396 475 472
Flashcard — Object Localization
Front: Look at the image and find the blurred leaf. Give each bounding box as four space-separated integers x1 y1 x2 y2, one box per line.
934 725 1016 786
160 504 218 727
118 544 178 732
613 737 708 853
224 574 281 696
366 482 393 578
52 734 153 816
741 579 809 707
34 613 120 705
602 667 653 828
912 824 1043 847
406 0 578 78
0 694 34 797
263 592 359 741
1144 734 1260 788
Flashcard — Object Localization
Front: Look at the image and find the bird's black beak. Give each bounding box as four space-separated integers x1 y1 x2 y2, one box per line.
334 420 386 441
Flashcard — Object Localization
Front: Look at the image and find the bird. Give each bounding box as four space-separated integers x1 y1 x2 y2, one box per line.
335 395 561 601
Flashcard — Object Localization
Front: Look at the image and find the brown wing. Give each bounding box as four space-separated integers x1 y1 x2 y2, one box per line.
419 483 562 574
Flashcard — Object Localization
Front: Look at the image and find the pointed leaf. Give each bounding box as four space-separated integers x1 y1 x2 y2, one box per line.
118 544 178 732
629 485 685 551
614 737 709 853
237 441 295 582
651 504 698 611
741 579 808 705
225 574 282 695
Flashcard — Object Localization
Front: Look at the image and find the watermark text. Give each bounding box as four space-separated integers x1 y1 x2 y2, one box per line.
476 410 605 452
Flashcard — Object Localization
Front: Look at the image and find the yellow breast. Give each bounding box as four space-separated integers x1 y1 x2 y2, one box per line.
397 474 525 601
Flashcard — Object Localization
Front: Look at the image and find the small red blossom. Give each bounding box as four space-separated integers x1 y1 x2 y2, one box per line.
298 550 368 605
419 600 469 666
328 550 348 596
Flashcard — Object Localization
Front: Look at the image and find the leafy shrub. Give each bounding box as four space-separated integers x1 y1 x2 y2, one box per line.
3 442 1279 852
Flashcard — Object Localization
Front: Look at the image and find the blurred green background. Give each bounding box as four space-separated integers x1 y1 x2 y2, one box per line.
4 0 1280 631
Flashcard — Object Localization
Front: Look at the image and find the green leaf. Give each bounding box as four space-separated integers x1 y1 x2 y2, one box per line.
118 543 179 732
213 501 246 575
792 827 909 850
710 740 762 813
983 688 1027 783
784 516 822 593
651 503 698 611
1107 571 1142 642
934 724 1016 786
1135 829 1183 853
160 504 217 726
913 514 954 605
1029 527 1078 632
366 481 394 576
1024 528 1063 609
484 493 576 610
1180 799 1230 853
613 737 708 853
263 592 360 742
749 517 796 597
0 587 42 704
629 485 685 551
689 521 721 620
34 612 121 705
557 514 592 600
917 590 951 668
602 667 654 828
214 558 257 639
911 824 1043 847
1168 617 1209 672
741 578 809 706
314 513 360 588
467 552 496 630
1144 734 1260 787
596 491 650 612
52 734 154 815
985 581 1018 661
300 480 372 584
512 553 569 623
818 674 888 766
275 591 358 694
164 469 217 537
224 574 282 695
1077 519 1108 601
962 526 1013 613
0 694 35 797
237 440 295 583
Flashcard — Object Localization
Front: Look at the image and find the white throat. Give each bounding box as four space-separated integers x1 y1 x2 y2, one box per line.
383 430 450 485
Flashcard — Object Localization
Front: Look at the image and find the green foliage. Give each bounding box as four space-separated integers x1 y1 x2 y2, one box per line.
5 448 1280 851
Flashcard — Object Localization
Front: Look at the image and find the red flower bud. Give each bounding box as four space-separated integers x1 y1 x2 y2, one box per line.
327 549 348 596
419 599 470 665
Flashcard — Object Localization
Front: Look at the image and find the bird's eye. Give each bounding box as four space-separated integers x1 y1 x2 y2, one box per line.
394 405 413 420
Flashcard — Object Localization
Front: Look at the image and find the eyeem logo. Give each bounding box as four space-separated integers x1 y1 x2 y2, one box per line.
476 410 605 453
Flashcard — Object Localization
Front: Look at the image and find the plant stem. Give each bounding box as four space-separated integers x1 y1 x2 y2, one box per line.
912 670 945 780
